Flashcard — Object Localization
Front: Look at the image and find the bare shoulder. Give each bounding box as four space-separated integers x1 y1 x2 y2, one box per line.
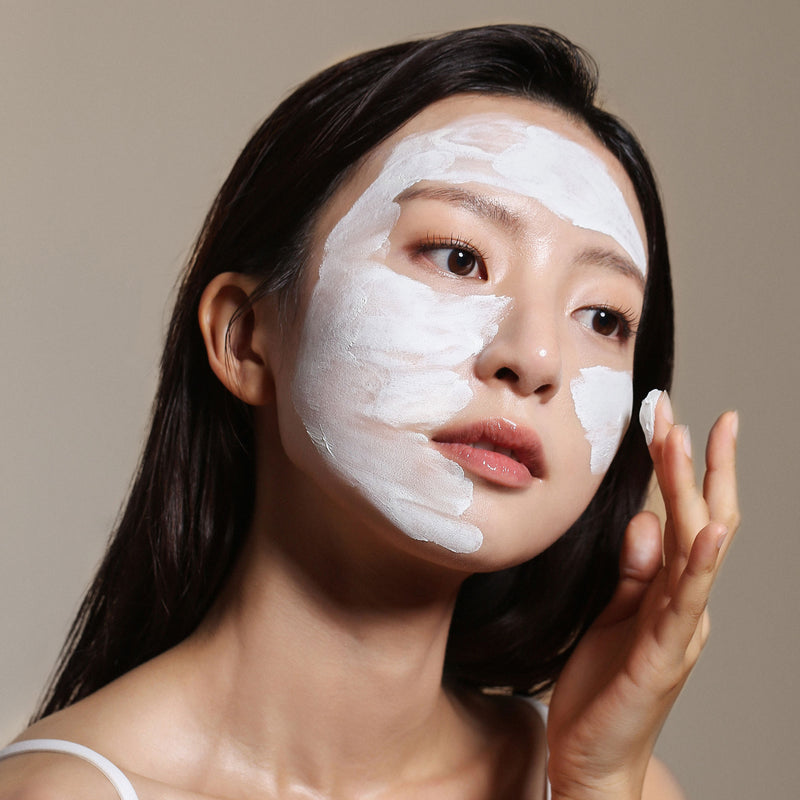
0 653 191 800
0 749 119 800
0 687 142 800
642 756 687 800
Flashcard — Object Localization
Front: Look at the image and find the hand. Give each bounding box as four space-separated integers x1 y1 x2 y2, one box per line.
545 393 739 800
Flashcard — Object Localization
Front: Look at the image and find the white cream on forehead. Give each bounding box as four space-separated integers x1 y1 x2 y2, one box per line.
292 114 645 553
571 366 634 474
364 114 647 274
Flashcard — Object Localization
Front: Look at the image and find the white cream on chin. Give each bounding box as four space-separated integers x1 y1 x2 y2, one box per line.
292 114 646 553
639 389 662 446
570 366 634 474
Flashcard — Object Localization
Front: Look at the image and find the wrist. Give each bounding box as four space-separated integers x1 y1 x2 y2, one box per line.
549 770 642 800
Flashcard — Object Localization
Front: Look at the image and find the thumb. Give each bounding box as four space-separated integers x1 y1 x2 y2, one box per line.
595 512 663 627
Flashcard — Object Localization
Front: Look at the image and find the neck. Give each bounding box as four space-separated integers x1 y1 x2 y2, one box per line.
179 476 475 796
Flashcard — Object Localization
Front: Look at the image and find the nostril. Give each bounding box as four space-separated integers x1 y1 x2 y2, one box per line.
494 367 518 382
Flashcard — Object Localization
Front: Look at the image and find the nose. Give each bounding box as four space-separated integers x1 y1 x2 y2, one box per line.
474 303 562 400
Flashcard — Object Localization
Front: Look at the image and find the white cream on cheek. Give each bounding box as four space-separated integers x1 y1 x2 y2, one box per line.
291 114 645 553
293 261 505 554
570 366 634 474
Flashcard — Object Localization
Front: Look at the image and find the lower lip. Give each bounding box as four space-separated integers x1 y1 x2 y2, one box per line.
433 443 534 489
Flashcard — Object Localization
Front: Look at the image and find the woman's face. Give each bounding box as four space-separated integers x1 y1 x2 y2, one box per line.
273 95 647 570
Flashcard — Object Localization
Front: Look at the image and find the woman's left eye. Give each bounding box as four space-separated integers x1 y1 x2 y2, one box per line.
419 242 487 279
574 307 636 340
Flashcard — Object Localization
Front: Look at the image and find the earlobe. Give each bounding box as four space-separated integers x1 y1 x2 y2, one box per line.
198 272 276 406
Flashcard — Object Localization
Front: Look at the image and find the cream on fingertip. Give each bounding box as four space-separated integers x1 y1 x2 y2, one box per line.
639 389 662 446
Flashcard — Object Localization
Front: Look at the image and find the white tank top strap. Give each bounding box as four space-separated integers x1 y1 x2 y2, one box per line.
526 697 552 800
2 707 548 800
0 738 139 800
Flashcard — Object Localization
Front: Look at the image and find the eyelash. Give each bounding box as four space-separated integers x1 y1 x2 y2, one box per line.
576 304 639 342
413 236 638 341
416 234 487 279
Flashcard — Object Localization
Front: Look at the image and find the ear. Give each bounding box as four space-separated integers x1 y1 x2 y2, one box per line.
198 272 276 406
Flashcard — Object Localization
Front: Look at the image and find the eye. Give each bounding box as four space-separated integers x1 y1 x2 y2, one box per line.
575 307 637 341
418 238 487 279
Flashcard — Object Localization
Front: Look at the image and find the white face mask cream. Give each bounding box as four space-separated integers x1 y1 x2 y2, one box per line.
291 114 646 553
570 366 634 474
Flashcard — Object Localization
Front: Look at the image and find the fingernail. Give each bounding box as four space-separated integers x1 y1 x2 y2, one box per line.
661 391 674 425
681 425 692 459
731 410 739 440
716 526 729 550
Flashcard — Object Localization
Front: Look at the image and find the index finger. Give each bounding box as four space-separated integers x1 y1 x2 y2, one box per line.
640 390 710 574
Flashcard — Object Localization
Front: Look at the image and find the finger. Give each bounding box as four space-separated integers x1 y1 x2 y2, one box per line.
654 521 726 658
639 389 673 478
640 391 683 571
685 607 712 665
595 512 663 627
659 424 710 581
639 390 694 536
703 410 740 561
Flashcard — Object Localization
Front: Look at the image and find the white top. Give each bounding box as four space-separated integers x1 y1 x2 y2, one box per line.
529 697 552 800
0 738 139 800
0 699 550 800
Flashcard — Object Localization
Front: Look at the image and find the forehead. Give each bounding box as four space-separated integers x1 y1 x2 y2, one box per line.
316 94 647 268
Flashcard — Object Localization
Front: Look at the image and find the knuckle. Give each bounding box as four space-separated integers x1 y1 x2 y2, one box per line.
679 594 709 626
687 601 708 627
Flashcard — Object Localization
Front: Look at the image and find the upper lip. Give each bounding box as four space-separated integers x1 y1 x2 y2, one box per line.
432 417 547 479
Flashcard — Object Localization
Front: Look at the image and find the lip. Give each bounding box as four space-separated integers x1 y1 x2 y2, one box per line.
432 417 546 489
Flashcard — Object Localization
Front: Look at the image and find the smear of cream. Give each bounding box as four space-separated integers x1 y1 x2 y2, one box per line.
570 366 634 474
371 116 647 275
293 261 507 554
639 389 662 446
292 114 646 553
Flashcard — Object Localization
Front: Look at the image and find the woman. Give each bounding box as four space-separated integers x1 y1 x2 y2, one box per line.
0 24 738 800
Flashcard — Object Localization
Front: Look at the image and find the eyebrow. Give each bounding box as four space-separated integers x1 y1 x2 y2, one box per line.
396 185 646 289
572 246 646 292
394 185 524 235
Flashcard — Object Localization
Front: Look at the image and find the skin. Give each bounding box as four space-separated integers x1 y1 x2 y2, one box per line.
274 98 647 574
0 96 739 800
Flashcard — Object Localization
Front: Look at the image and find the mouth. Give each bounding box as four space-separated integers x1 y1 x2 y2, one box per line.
432 417 546 489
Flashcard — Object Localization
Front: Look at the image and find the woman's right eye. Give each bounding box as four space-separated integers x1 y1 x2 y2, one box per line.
420 243 487 279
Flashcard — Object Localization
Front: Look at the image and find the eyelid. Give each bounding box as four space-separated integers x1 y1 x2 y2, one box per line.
415 235 488 280
574 304 639 341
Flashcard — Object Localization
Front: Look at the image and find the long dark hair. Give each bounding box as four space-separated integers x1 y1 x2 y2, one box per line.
35 23 672 718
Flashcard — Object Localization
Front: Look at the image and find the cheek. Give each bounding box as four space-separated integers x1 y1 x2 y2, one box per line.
289 254 508 554
569 366 633 475
293 260 506 432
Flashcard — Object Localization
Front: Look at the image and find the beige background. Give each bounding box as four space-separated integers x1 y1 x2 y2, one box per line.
1 1 798 796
